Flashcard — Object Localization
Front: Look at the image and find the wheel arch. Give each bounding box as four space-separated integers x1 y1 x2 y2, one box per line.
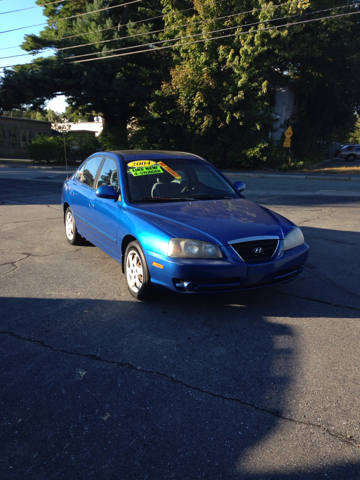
63 202 70 221
121 234 137 273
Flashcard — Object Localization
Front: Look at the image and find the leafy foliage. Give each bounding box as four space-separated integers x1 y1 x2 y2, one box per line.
27 135 65 162
348 116 360 144
28 132 101 163
1 0 167 141
155 0 360 166
2 0 360 168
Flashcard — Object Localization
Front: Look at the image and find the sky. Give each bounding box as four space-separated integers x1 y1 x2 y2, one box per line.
0 0 67 112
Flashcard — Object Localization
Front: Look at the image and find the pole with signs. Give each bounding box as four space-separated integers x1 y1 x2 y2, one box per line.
283 126 293 166
283 126 293 148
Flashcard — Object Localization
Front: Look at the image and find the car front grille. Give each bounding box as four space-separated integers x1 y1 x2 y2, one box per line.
229 238 279 263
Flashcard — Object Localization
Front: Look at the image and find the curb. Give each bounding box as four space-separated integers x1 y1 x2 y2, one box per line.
0 160 76 172
225 172 360 182
1 159 359 182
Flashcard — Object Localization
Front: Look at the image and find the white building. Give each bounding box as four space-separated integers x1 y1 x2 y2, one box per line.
271 84 300 141
52 120 103 137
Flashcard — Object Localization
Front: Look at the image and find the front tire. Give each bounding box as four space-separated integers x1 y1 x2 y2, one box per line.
125 241 151 300
65 207 82 245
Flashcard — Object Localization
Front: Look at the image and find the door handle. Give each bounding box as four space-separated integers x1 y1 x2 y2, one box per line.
89 201 94 208
70 189 74 196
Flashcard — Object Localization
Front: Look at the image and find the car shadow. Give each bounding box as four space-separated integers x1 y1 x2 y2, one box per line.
1 289 359 479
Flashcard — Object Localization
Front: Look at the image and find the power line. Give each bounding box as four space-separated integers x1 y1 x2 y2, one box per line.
0 1 196 46
0 49 53 61
0 5 297 61
56 1 302 52
0 0 335 58
1 3 359 68
42 6 195 42
0 0 64 15
0 0 141 35
63 4 360 62
0 21 47 35
59 1 358 55
70 9 360 64
0 0 313 53
0 0 305 48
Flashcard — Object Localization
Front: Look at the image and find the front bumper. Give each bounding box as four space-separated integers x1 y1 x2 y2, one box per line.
145 243 309 293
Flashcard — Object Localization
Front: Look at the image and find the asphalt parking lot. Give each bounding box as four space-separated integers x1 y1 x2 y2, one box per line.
0 164 360 479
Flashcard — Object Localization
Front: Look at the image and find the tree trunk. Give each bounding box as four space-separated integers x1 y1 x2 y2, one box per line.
100 114 129 149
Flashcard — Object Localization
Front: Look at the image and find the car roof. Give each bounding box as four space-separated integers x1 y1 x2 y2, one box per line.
107 150 204 162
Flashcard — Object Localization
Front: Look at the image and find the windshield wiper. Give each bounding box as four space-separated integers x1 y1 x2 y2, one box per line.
183 194 234 200
132 197 196 203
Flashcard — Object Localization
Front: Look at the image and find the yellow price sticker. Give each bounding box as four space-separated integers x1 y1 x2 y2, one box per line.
129 165 163 176
128 160 156 167
157 161 182 179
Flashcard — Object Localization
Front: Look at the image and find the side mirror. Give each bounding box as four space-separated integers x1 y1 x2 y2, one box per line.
233 181 246 193
96 185 119 200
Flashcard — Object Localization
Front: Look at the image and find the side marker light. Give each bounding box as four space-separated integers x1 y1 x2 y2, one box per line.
152 262 164 269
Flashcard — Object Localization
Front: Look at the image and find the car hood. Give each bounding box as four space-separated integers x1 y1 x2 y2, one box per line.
129 198 292 245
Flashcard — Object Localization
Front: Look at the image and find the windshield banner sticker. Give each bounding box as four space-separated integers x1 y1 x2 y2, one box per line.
128 160 156 167
157 161 182 179
129 165 163 176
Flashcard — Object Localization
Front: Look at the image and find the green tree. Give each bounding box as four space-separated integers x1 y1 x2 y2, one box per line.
0 0 167 147
61 105 95 123
2 108 60 122
349 115 360 144
156 0 360 165
2 0 360 166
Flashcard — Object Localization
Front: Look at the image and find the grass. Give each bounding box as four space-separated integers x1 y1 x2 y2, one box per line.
299 165 360 175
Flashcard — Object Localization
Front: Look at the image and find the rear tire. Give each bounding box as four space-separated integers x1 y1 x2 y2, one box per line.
125 241 151 301
347 154 356 162
65 207 83 245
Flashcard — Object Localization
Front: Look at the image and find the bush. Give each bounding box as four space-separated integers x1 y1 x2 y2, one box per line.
68 133 101 161
28 136 65 163
28 133 101 163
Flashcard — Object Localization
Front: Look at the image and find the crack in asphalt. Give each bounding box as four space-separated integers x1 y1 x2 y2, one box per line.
0 329 359 449
0 249 77 277
275 289 360 312
0 217 59 225
305 235 360 246
2 191 59 199
297 208 337 226
298 216 322 225
47 205 62 211
0 248 81 262
309 271 360 298
0 254 31 277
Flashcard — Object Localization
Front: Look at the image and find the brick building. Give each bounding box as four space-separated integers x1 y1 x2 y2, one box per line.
0 116 52 159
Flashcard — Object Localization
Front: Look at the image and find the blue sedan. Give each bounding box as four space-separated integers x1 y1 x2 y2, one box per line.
61 150 309 300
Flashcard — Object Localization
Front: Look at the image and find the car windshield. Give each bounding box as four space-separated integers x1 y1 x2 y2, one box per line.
125 158 238 203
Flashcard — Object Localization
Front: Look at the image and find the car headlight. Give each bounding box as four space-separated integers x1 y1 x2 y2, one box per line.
283 227 304 251
168 238 223 259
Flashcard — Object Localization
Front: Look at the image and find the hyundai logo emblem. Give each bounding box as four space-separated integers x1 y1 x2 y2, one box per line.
254 247 263 254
